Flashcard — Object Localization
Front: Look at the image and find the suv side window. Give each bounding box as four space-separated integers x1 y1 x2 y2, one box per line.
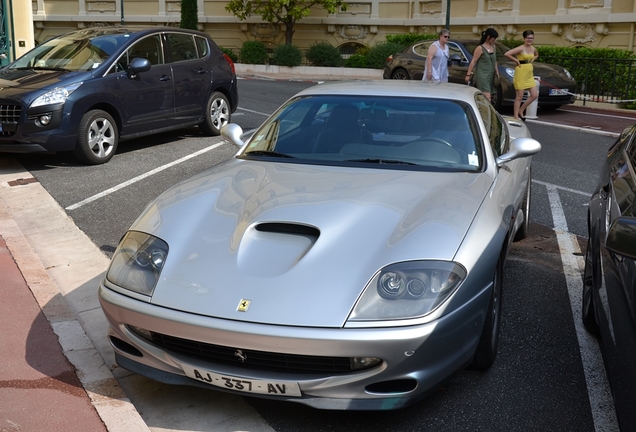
166 33 197 62
194 36 209 58
475 93 508 156
123 35 164 69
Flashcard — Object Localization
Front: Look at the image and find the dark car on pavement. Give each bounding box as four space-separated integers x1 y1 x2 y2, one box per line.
583 123 636 430
0 26 239 164
384 39 576 111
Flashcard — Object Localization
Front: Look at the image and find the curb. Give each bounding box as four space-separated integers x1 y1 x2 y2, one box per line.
0 158 150 432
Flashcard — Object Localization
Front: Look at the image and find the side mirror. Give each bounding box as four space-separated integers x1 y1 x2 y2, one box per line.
221 123 244 148
127 57 151 78
496 137 541 166
605 216 636 260
448 54 462 66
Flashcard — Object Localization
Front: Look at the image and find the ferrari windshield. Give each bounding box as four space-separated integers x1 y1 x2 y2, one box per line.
10 31 130 72
242 95 483 171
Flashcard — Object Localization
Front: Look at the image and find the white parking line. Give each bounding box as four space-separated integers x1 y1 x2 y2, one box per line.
237 106 271 116
532 179 592 196
65 142 226 211
544 183 619 431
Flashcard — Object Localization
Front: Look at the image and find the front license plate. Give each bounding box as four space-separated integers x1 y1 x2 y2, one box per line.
549 88 568 96
182 364 302 397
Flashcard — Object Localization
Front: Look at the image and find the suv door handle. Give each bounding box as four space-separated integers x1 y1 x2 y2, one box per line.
197 68 208 74
160 75 171 82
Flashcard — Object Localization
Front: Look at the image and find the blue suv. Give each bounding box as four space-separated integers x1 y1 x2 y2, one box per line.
0 27 239 164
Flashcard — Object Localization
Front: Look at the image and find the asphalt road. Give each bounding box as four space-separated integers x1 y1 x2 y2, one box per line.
7 78 630 431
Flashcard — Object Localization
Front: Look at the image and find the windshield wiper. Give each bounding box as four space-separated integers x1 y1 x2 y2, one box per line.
347 158 417 165
31 67 68 71
245 150 295 158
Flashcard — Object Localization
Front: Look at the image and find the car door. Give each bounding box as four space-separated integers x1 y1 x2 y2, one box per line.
165 32 212 123
116 34 176 135
446 42 470 84
597 133 636 429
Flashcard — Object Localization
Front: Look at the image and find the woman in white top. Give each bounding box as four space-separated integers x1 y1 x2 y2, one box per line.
423 29 450 83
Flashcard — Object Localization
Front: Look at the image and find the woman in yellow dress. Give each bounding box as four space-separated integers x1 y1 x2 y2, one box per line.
505 30 539 120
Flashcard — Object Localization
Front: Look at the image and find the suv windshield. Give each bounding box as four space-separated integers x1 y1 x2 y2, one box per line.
11 32 130 72
242 95 482 172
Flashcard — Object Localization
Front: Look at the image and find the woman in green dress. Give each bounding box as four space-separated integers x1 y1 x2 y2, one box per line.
464 28 500 103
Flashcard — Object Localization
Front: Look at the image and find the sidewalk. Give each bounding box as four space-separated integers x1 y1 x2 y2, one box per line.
0 235 107 431
0 160 150 432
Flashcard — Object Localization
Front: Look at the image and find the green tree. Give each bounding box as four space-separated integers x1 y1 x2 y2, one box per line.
180 0 198 30
226 0 347 45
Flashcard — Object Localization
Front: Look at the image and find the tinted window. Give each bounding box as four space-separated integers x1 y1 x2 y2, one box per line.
475 93 507 156
126 35 164 67
166 33 198 62
195 36 209 58
242 95 481 171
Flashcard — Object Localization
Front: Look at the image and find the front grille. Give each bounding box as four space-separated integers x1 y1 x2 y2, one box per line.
149 331 354 374
0 104 21 137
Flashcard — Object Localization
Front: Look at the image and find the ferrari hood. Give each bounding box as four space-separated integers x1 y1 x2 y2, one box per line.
134 160 494 327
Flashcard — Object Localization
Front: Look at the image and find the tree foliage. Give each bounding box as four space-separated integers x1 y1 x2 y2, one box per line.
180 0 198 30
226 0 347 45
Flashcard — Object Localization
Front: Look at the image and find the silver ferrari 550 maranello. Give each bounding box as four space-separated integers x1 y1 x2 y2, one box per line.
99 80 541 410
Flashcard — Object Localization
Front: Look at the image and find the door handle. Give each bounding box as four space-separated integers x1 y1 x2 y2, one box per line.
160 75 171 82
197 68 208 74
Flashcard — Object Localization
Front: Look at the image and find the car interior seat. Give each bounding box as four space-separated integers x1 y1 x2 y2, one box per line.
314 104 369 153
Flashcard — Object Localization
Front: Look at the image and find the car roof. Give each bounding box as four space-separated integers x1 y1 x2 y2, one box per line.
57 26 208 39
294 80 480 104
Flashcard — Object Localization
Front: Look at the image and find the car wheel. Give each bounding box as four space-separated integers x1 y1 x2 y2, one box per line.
391 68 410 80
491 84 502 111
199 91 230 136
74 110 118 165
582 238 600 335
513 168 532 241
472 256 503 370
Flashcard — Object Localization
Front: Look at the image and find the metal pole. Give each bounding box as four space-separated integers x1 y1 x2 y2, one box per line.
121 0 124 25
445 0 450 29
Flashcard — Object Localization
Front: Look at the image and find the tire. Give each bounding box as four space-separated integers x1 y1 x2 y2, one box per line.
582 238 600 335
74 110 118 165
391 68 410 80
491 84 502 111
513 167 532 241
199 91 230 136
472 257 503 370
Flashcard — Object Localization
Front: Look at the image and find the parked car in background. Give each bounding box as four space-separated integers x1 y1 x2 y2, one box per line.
583 123 636 430
99 81 541 410
384 40 576 111
0 27 238 164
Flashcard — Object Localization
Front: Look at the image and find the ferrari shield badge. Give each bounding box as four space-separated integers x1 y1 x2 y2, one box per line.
237 299 251 312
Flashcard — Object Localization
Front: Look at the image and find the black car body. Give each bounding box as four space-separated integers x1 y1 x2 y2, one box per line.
0 27 239 164
383 40 576 111
583 124 636 430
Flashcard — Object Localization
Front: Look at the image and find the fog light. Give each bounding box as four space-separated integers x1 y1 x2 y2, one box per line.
36 113 52 126
351 357 382 370
128 325 152 341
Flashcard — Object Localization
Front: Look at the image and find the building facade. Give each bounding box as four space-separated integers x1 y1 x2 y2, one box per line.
22 0 636 56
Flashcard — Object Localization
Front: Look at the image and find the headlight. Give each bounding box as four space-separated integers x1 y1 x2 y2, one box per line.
106 231 168 296
563 68 573 80
505 67 515 78
348 261 466 321
30 82 83 108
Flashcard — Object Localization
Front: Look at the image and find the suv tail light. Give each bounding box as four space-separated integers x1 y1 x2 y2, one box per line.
223 53 236 74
